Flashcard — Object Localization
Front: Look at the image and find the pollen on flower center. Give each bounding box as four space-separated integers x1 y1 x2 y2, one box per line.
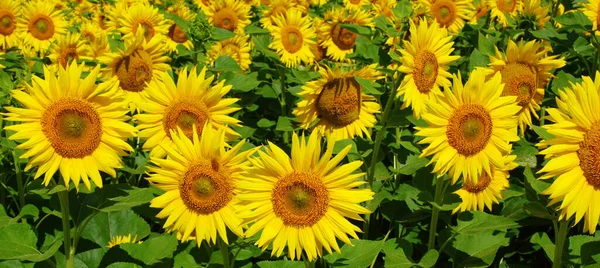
577 124 600 189
447 104 493 156
432 0 456 26
316 77 361 127
462 172 492 193
214 9 237 32
413 51 439 93
180 162 233 215
331 24 357 51
501 63 537 106
0 12 16 35
282 27 303 53
114 50 153 92
163 101 209 139
29 15 55 40
272 171 329 227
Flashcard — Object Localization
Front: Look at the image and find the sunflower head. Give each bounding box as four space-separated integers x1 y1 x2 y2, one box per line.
204 0 252 33
319 7 374 62
0 0 20 49
422 0 474 34
48 32 91 71
18 0 67 52
207 34 252 71
268 9 316 68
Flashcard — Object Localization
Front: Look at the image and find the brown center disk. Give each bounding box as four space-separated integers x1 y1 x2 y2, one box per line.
179 161 233 215
272 171 329 227
500 63 537 107
431 0 456 27
168 23 188 44
28 15 55 40
58 47 79 68
41 99 102 158
163 102 209 139
331 23 357 51
578 124 600 189
498 0 516 13
133 21 155 41
213 8 238 32
114 49 153 92
446 104 493 156
0 11 16 36
282 26 303 53
462 172 492 193
316 77 362 127
413 51 439 93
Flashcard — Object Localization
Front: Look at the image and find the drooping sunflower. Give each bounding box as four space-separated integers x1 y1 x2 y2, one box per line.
207 34 252 71
452 155 517 213
135 67 241 158
421 0 474 34
485 39 565 133
238 132 373 261
99 31 170 110
583 0 600 34
165 3 194 52
147 126 252 245
396 19 460 119
519 0 550 29
48 32 90 71
18 0 67 52
319 7 373 62
488 0 523 27
119 2 169 42
537 72 600 234
293 64 381 141
416 69 520 184
259 0 305 30
269 10 316 68
0 0 20 49
204 0 251 34
3 63 136 190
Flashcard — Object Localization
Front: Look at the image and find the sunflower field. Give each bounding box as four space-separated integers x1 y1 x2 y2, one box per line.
3 0 600 267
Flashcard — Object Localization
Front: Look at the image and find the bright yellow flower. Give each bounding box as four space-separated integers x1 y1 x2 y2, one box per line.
421 0 474 34
269 10 316 68
318 7 373 62
119 2 169 42
18 0 67 52
488 0 523 26
48 32 91 72
207 34 252 71
204 0 251 34
0 0 21 49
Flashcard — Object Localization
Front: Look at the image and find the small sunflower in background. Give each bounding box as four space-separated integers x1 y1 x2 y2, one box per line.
269 10 316 68
416 69 520 184
3 63 136 190
119 2 169 42
0 0 20 49
147 126 253 245
99 31 170 110
204 0 252 34
537 72 600 234
471 0 489 23
485 39 565 134
396 19 460 119
421 0 474 34
259 0 305 30
372 0 398 22
488 0 523 27
48 32 91 71
207 34 252 71
319 7 373 62
293 64 382 141
135 67 241 158
238 132 373 261
452 155 517 213
343 0 370 10
165 3 194 52
518 0 550 29
18 0 67 52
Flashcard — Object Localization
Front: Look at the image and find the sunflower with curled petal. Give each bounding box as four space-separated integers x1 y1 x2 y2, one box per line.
17 0 67 53
118 2 169 42
416 69 520 184
204 0 251 34
293 64 381 141
421 0 474 34
147 126 253 245
207 34 252 71
318 7 374 62
269 10 316 68
48 32 91 72
452 155 517 213
488 0 522 27
259 0 306 30
536 72 600 234
0 0 20 49
485 39 565 134
237 131 373 261
396 19 460 119
3 63 136 190
135 67 241 158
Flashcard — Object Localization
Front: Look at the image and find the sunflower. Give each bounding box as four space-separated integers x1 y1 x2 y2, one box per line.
48 32 91 71
99 31 170 110
519 0 550 29
18 0 67 52
238 132 373 261
536 72 600 234
372 0 398 22
488 0 522 27
207 34 252 71
452 155 517 213
293 64 381 141
416 69 520 184
89 32 111 60
343 0 370 10
147 126 252 245
485 39 565 133
471 0 489 23
3 63 136 190
204 0 251 34
0 0 20 49
259 0 305 30
396 19 460 119
269 10 316 68
107 235 141 248
80 21 103 44
165 3 194 52
421 0 474 34
584 0 600 34
135 67 241 158
319 7 374 62
119 2 169 42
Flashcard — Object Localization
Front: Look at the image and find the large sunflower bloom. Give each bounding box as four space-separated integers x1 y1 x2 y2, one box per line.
3 63 136 190
135 67 241 158
207 34 252 71
396 19 460 119
119 2 169 42
0 0 20 49
269 10 316 68
18 0 67 52
488 0 522 27
486 39 565 133
416 69 520 183
293 64 382 141
536 72 600 234
319 7 374 62
238 132 373 261
48 32 90 72
148 126 252 245
204 0 251 34
421 0 474 34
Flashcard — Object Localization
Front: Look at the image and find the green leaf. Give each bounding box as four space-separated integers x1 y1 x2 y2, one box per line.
513 142 538 168
0 223 61 262
219 71 261 92
253 35 279 60
99 187 156 212
257 118 276 128
568 235 600 266
120 234 178 265
211 27 235 41
256 260 304 268
366 190 393 212
174 251 200 268
477 32 495 56
340 24 372 36
276 116 295 132
212 56 242 72
106 263 142 268
468 48 489 71
443 230 511 267
390 155 429 176
81 209 151 250
324 239 384 267
554 11 593 31
383 238 415 267
530 232 554 261
531 125 555 141
356 77 382 95
418 249 439 268
452 211 519 234
524 167 550 195
551 71 581 94
234 246 263 261
524 202 556 220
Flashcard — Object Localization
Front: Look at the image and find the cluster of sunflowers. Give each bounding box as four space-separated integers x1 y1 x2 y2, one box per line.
3 0 600 266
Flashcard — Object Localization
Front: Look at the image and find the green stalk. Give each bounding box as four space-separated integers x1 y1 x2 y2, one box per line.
218 239 230 268
57 189 74 268
427 177 446 250
552 220 569 268
278 66 289 144
5 122 25 210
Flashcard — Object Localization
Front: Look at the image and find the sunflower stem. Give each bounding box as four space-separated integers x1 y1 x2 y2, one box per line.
218 239 230 268
57 189 74 268
5 121 25 211
552 220 569 268
428 177 446 250
278 66 289 144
